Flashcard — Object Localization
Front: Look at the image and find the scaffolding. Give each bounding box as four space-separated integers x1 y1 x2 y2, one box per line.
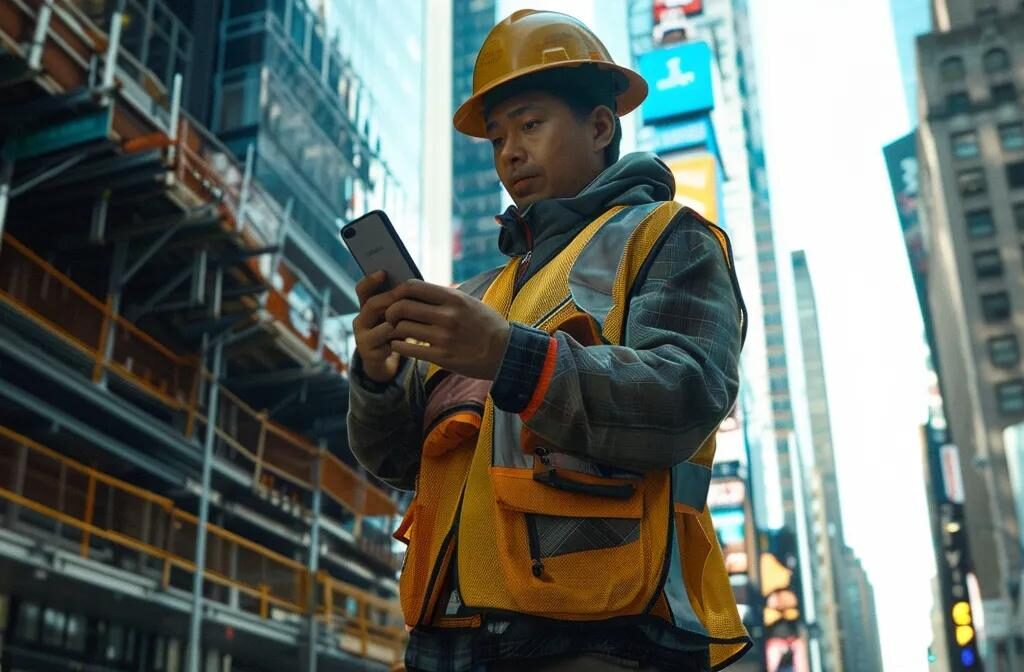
0 1 403 670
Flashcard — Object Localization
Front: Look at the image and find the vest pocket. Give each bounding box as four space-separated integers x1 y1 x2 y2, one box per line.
488 466 653 618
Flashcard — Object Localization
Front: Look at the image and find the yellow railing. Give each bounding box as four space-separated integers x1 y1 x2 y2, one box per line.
0 233 398 550
0 425 406 663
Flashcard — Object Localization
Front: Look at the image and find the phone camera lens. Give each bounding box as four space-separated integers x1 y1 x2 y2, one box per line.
343 227 357 239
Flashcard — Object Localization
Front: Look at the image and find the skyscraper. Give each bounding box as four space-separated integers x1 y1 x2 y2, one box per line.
916 0 1024 666
451 0 502 283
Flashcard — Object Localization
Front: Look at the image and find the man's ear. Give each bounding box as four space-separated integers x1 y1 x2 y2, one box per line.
590 105 616 154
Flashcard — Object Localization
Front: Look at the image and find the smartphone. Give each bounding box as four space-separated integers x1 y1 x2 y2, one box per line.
340 210 422 289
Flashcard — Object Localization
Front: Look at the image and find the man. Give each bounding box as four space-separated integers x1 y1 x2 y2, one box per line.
349 10 750 672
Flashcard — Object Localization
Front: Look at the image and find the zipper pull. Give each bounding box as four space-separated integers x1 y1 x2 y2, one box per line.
534 445 551 466
532 559 545 578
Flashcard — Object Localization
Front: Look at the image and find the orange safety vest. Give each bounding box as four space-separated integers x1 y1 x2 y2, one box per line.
394 201 751 669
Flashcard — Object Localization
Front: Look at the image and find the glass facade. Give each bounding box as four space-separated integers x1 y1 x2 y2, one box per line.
452 0 503 283
209 0 419 284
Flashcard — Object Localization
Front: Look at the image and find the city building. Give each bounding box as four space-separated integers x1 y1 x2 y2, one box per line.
834 548 885 672
0 1 411 669
791 250 844 672
916 0 1024 667
451 0 502 283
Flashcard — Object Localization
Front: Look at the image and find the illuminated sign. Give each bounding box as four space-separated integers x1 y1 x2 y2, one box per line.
665 152 718 222
708 479 746 509
766 636 809 672
638 41 714 123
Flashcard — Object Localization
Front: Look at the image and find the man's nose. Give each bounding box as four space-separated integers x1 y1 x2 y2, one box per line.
500 133 526 166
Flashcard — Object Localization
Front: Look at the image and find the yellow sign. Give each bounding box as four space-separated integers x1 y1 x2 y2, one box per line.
666 152 718 223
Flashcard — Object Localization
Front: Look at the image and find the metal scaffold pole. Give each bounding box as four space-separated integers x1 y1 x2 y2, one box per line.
187 264 224 672
305 444 325 672
0 144 12 250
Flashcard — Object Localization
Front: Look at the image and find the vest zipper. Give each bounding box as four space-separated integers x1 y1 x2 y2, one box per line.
526 446 551 578
526 513 544 578
417 488 467 624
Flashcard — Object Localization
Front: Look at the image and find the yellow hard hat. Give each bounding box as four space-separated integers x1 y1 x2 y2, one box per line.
453 9 648 138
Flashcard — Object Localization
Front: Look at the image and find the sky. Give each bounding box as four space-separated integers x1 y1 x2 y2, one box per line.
495 0 937 669
748 0 936 670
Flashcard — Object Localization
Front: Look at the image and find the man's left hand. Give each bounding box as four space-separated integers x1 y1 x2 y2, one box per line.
384 280 511 381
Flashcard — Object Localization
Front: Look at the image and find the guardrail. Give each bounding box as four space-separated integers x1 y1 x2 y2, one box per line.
0 425 406 664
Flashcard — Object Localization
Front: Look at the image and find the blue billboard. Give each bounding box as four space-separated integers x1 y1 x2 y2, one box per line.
637 41 714 124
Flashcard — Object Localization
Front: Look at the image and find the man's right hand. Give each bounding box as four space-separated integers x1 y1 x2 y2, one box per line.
353 271 402 384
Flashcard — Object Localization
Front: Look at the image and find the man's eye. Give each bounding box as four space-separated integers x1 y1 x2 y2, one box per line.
491 137 504 149
523 120 540 131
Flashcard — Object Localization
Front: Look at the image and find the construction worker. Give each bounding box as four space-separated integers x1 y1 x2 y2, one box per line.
349 9 750 672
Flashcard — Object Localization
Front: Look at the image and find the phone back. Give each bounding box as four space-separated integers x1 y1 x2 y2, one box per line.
340 211 422 289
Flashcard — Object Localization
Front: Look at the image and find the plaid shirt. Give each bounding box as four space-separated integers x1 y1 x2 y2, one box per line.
348 206 744 671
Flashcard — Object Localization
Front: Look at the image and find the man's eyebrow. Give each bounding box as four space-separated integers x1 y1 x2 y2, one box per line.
485 105 544 134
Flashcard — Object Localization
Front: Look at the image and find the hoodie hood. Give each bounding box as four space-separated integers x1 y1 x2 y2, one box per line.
496 152 676 261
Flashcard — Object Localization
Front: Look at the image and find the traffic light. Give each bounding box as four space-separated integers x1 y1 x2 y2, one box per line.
951 601 977 667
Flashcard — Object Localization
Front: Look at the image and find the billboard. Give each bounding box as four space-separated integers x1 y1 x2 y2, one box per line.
638 41 714 123
765 636 809 672
638 116 718 165
665 152 718 223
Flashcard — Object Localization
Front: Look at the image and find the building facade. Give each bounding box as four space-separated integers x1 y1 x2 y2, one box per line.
451 0 502 283
0 1 413 670
916 0 1024 667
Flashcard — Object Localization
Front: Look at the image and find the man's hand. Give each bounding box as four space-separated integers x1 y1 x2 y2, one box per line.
385 280 511 381
352 271 403 384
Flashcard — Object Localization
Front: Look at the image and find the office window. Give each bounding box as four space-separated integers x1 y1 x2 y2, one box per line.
940 56 966 83
222 33 264 71
983 47 1011 75
958 168 987 196
993 83 1018 105
982 292 1011 322
952 130 980 158
42 607 66 647
974 249 1003 278
1015 203 1024 230
1001 123 1024 152
946 92 971 115
990 335 1021 368
14 601 41 642
66 613 87 653
966 209 995 238
1008 161 1024 189
228 0 266 17
997 379 1024 414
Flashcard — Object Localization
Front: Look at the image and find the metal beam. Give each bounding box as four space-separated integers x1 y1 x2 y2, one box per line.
213 245 280 266
120 224 179 286
27 1 54 71
235 144 255 232
190 249 207 305
0 377 186 487
102 12 123 96
225 365 328 389
188 265 223 672
222 322 264 348
89 189 110 244
305 445 324 672
9 153 87 198
97 241 127 389
114 206 221 242
127 264 194 321
0 144 12 248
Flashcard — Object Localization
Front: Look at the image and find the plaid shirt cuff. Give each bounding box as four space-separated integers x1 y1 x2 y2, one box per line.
490 323 555 414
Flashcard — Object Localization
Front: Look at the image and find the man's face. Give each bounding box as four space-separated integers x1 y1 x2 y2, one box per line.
485 91 609 209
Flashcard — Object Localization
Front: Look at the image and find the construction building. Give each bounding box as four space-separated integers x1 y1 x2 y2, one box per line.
0 1 408 670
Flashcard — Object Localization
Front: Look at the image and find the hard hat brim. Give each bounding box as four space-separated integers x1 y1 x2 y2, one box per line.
453 61 648 138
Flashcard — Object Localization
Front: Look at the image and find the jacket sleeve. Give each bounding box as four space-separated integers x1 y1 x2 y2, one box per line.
488 214 744 472
347 355 426 491
347 266 503 490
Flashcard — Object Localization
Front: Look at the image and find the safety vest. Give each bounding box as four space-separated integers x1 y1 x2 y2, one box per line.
393 201 751 669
